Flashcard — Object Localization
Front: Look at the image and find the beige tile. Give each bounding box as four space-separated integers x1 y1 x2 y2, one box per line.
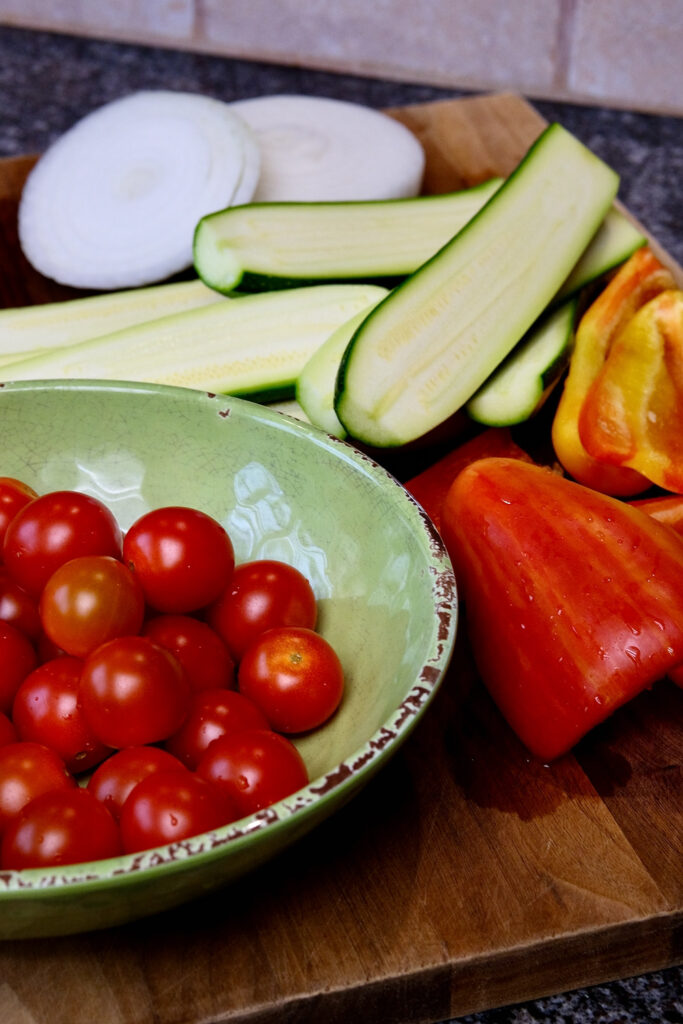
568 0 683 112
198 0 563 93
0 0 194 40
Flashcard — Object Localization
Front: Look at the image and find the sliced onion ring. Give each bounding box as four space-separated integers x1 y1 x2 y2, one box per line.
230 94 426 202
18 90 260 291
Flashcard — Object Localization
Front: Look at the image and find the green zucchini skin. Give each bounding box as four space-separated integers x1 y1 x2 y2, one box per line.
466 299 578 427
193 181 503 294
334 124 620 448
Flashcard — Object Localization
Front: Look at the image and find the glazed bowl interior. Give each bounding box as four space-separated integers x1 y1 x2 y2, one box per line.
0 380 456 938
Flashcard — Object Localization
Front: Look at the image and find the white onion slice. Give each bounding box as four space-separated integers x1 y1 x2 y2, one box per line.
230 94 426 202
18 91 261 290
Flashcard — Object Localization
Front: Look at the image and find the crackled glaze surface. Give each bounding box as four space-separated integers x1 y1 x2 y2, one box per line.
0 380 457 938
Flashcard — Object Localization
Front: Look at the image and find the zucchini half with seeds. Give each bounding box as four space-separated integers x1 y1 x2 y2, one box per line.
334 124 621 447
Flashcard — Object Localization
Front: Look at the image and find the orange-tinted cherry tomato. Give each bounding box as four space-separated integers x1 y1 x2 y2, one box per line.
206 559 317 662
39 555 145 658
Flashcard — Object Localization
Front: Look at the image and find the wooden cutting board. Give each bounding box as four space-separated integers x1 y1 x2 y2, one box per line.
0 92 681 1024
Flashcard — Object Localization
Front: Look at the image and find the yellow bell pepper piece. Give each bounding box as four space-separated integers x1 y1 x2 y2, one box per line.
551 246 675 495
578 289 683 492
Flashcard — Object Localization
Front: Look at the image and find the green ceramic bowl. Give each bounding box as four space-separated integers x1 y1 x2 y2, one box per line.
0 380 457 939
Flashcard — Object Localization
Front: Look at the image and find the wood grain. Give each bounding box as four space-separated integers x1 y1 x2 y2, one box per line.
0 92 681 1024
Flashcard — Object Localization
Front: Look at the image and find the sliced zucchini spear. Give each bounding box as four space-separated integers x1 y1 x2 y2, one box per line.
193 180 502 294
1 284 387 402
335 124 621 447
466 298 578 426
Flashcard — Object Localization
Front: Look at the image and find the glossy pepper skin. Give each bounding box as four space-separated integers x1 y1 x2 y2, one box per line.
405 427 532 531
551 246 675 496
442 457 683 761
578 289 683 492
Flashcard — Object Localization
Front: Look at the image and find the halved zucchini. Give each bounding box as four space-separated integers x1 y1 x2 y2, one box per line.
335 124 620 447
2 284 387 401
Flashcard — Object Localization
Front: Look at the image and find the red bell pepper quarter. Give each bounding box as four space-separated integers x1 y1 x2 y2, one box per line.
405 428 533 531
441 457 683 761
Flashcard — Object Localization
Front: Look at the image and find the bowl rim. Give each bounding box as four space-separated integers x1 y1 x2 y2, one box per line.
0 379 458 897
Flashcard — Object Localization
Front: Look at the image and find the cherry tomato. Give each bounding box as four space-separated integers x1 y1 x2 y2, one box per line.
123 506 234 613
0 742 74 837
0 620 38 715
0 568 42 642
0 712 17 748
0 477 38 550
164 688 270 769
142 614 234 691
119 770 237 854
39 555 145 658
87 745 188 820
206 560 317 662
3 490 122 598
238 626 344 733
12 657 110 774
79 636 191 748
197 729 309 815
1 788 122 869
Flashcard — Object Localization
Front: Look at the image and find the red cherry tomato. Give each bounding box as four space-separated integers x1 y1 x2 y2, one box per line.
1 788 122 869
0 742 74 837
0 712 18 748
142 614 234 691
119 770 237 854
87 745 188 820
0 568 42 642
0 477 38 550
79 636 191 748
0 620 38 715
12 657 110 774
206 560 317 662
3 490 122 598
123 506 234 613
39 555 145 658
197 729 309 815
238 626 344 733
164 688 270 769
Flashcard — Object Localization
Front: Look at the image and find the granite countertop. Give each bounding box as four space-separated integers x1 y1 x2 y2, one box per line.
0 24 681 1024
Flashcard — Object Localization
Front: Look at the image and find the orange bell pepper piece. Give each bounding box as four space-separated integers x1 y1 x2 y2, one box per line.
631 492 683 536
551 246 675 496
578 289 683 492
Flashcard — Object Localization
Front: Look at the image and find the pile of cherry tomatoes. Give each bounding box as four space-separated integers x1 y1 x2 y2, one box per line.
0 477 345 870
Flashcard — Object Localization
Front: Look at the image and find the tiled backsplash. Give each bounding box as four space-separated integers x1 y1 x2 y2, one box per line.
0 0 681 116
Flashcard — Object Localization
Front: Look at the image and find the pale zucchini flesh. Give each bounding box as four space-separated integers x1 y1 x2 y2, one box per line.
335 124 620 447
466 298 577 426
193 180 502 294
1 284 388 401
0 279 223 369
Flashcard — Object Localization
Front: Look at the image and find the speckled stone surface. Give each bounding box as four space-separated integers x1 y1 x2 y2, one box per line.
0 23 681 1024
